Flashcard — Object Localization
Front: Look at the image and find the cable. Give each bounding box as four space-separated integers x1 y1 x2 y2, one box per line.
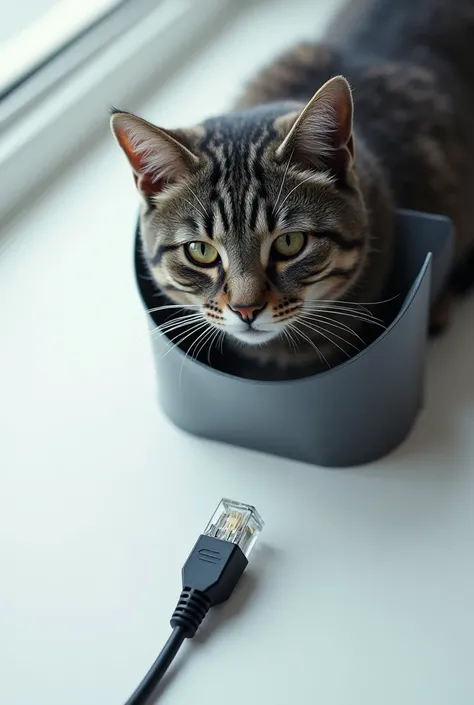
123 498 264 705
124 628 185 705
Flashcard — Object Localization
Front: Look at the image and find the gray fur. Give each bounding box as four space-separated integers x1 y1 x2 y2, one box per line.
112 0 474 371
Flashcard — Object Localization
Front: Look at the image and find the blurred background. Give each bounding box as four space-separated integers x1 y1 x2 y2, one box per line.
0 0 344 222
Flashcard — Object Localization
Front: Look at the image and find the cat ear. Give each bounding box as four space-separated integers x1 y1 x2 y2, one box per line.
276 76 354 180
110 110 199 198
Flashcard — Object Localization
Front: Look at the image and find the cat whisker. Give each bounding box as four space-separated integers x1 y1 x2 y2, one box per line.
307 311 387 330
153 314 204 336
204 329 217 367
154 323 202 340
184 183 209 220
159 311 203 324
152 321 198 339
160 322 204 350
158 312 203 328
219 330 226 355
147 303 201 314
317 300 373 316
310 310 387 330
276 173 319 215
206 327 222 366
299 319 361 354
303 301 374 318
158 320 209 361
281 326 298 353
303 304 386 327
300 313 366 344
273 150 294 214
305 293 399 308
287 322 330 368
298 320 353 358
162 308 199 325
288 330 300 352
194 326 217 362
180 196 208 220
158 319 206 345
179 323 215 388
303 300 383 320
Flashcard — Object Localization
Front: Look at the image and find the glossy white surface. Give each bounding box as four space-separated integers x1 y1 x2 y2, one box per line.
2 1 474 704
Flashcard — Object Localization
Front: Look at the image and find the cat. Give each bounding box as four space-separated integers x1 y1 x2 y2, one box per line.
111 0 474 374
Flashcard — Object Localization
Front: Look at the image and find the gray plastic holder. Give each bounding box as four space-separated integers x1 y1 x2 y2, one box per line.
135 210 453 467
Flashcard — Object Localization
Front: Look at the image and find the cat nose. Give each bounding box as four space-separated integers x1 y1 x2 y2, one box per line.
229 302 266 323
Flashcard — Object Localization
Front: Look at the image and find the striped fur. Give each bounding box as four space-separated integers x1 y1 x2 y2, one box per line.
112 0 474 371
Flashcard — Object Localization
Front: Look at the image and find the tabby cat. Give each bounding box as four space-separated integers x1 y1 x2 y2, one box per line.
111 0 474 373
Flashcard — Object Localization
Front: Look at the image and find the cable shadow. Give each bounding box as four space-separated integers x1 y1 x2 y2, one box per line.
195 542 277 644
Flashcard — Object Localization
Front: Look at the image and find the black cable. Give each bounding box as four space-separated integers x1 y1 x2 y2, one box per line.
124 628 186 705
122 499 264 705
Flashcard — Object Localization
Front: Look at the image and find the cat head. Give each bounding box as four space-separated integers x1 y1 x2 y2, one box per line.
111 76 368 348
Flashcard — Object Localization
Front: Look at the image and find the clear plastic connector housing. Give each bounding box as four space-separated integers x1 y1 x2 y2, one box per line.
204 498 264 558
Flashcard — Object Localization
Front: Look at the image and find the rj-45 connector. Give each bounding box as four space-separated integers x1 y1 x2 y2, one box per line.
124 499 264 705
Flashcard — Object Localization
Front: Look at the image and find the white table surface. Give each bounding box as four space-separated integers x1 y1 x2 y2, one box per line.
2 1 474 704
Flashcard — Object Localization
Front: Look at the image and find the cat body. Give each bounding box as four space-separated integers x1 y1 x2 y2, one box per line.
112 0 474 372
240 0 474 266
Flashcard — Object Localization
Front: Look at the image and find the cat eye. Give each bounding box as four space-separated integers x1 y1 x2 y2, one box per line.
185 241 220 266
272 231 307 260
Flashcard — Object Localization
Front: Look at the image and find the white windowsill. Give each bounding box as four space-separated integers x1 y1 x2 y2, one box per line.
2 2 474 705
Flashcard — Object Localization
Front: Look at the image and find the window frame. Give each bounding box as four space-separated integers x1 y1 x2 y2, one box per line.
0 0 238 225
